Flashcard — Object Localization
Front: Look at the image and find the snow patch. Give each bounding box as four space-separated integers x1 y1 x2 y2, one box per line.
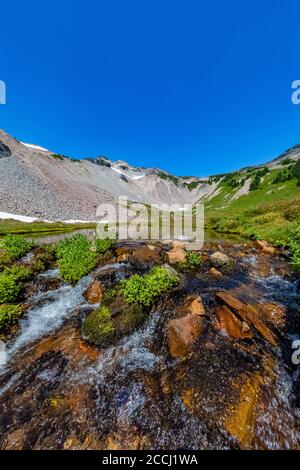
0 211 96 224
111 166 145 180
21 142 49 152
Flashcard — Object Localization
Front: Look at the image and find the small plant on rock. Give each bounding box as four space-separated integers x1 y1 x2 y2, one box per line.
121 266 179 307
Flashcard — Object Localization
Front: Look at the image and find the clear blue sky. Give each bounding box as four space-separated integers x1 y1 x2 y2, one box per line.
1 0 300 176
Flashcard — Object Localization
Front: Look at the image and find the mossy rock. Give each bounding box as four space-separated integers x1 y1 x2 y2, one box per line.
81 289 148 346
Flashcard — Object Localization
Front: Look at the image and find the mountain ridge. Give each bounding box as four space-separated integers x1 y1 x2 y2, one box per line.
1 128 300 222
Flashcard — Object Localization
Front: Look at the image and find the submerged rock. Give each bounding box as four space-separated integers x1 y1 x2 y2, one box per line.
209 267 223 278
167 314 206 358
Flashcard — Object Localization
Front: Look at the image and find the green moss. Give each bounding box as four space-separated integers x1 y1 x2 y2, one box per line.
82 292 147 346
0 304 22 331
81 306 115 345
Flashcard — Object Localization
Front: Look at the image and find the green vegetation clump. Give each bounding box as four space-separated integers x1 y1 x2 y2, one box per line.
57 234 98 284
292 160 300 186
0 274 21 303
287 226 300 271
81 306 115 344
183 181 201 191
3 265 32 281
3 234 34 259
50 153 65 160
0 304 22 331
121 266 179 307
94 237 115 255
177 250 202 270
158 172 179 186
0 252 14 271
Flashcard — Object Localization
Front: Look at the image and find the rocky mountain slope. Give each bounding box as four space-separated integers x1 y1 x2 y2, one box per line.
0 128 300 222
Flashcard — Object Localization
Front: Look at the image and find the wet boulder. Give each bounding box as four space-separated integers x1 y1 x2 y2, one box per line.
216 305 253 340
81 290 148 346
216 292 277 346
132 245 161 263
255 240 276 255
210 251 231 267
167 314 206 358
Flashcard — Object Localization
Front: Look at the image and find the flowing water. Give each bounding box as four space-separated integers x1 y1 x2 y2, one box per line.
0 243 299 450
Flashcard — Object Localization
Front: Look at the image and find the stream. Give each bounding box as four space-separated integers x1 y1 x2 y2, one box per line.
0 239 299 450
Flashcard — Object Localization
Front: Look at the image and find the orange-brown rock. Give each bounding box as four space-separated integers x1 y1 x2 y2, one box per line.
172 240 186 249
255 240 275 255
209 267 223 278
132 245 161 263
225 373 263 448
217 305 252 340
105 432 141 450
166 247 186 265
64 435 101 450
167 314 205 358
85 280 104 304
216 292 277 346
182 294 205 316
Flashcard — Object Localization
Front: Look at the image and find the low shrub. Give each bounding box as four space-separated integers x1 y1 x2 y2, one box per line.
3 265 32 281
121 267 179 307
57 234 98 284
94 238 115 255
3 235 34 259
0 274 21 303
0 304 22 331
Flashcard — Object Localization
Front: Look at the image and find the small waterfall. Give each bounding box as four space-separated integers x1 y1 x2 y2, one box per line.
1 263 125 368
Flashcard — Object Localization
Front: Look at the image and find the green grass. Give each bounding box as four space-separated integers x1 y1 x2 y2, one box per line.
204 167 300 258
0 219 96 236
